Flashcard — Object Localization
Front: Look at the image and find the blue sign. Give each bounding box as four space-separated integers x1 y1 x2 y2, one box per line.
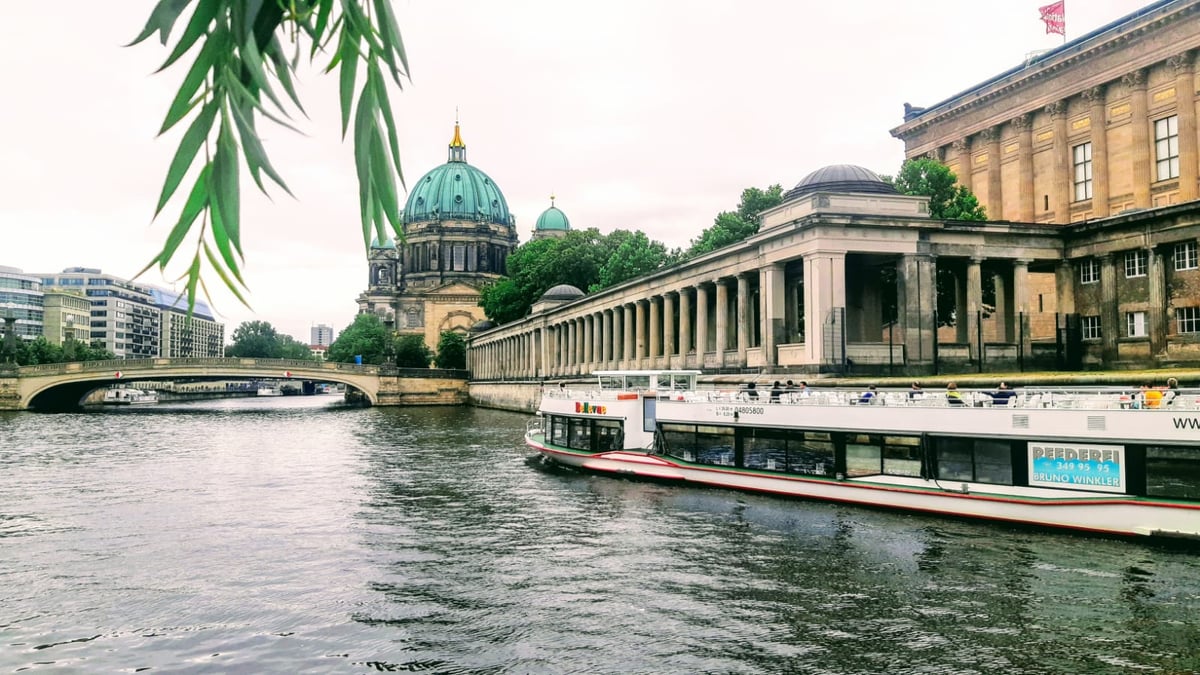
1028 443 1125 493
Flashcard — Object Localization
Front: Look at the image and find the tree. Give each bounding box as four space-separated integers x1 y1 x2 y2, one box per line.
592 230 679 292
278 334 315 361
685 184 784 258
885 157 989 326
886 158 987 221
8 337 115 366
434 330 466 369
226 320 282 358
394 335 432 368
478 278 528 325
327 313 390 364
131 1 408 311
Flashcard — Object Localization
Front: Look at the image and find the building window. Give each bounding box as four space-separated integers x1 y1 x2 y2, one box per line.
1124 250 1147 278
1178 307 1200 334
1126 311 1147 338
1079 259 1100 284
1073 142 1093 201
1175 241 1198 271
1155 115 1179 181
1081 315 1102 340
452 244 466 271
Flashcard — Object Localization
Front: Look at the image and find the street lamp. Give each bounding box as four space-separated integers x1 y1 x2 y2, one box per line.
1 304 17 363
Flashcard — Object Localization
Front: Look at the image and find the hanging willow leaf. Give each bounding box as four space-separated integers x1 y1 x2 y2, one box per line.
136 0 410 313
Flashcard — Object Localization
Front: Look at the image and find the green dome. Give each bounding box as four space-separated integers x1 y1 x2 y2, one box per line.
370 235 396 249
402 125 513 227
535 204 570 231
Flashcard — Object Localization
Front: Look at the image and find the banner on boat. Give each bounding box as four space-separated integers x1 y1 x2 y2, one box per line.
1028 442 1125 493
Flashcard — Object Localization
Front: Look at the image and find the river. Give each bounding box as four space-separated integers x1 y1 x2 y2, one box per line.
1 396 1198 673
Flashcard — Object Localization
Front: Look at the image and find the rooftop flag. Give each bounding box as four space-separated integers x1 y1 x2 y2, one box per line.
1039 0 1066 36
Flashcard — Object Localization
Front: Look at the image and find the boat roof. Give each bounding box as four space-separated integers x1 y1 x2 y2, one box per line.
593 370 702 376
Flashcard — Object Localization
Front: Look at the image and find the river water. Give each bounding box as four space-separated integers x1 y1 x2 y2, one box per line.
1 396 1198 674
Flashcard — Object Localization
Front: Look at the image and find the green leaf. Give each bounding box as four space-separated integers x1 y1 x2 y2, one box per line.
311 0 335 57
208 197 247 286
372 0 409 85
229 99 292 196
368 125 400 231
157 0 221 72
128 0 193 46
155 99 218 216
211 105 241 255
183 253 202 314
159 28 225 134
337 29 360 137
264 35 305 114
219 66 303 133
239 32 287 116
368 62 403 187
203 241 251 308
136 164 211 280
353 77 377 245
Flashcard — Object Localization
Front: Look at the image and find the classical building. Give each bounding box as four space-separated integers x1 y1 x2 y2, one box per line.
891 0 1200 223
358 123 519 348
531 196 571 240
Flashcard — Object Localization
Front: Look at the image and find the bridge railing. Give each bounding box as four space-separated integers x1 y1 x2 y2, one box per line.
15 357 383 376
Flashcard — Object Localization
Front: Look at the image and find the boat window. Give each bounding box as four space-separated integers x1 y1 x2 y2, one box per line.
656 373 672 390
932 437 1014 485
550 416 568 446
659 423 696 461
845 434 882 477
599 375 625 390
696 425 735 466
568 418 591 451
741 429 834 476
882 436 923 477
790 433 835 476
744 430 787 471
1145 445 1200 499
643 396 657 433
626 375 651 390
594 420 624 451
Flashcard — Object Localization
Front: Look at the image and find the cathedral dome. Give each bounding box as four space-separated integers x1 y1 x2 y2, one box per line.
403 124 513 227
785 164 897 200
535 201 570 232
540 284 584 301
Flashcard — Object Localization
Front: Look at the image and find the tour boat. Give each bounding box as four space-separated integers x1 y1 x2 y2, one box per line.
102 387 159 406
257 386 283 397
526 370 1200 541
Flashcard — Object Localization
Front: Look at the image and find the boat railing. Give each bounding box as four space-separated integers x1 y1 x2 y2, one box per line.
657 387 1200 411
526 417 543 436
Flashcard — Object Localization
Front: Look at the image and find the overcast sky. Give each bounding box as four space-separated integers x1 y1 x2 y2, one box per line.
1 0 1148 342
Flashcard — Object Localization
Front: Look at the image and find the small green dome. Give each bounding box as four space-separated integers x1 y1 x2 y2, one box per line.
402 124 513 227
535 204 570 231
370 235 397 249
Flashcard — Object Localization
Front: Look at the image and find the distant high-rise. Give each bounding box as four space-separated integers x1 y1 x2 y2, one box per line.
311 323 335 347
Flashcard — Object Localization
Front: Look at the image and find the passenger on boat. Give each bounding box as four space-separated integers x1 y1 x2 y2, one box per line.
744 382 760 400
770 381 783 403
1143 383 1164 409
858 386 877 404
991 382 1016 406
1164 377 1180 406
908 382 923 399
796 381 810 398
946 382 965 406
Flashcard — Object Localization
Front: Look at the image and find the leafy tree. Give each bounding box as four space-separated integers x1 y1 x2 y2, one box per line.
226 320 282 358
478 278 528 325
434 330 466 369
685 184 784 258
886 158 986 220
592 230 679 292
327 313 390 364
130 1 408 311
394 334 432 368
279 334 315 361
9 337 116 366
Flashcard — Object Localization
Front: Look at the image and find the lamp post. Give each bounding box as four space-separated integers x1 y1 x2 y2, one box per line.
1 304 16 363
64 317 77 360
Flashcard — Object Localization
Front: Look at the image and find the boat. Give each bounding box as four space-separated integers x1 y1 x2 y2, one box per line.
526 370 1200 541
257 386 283 397
102 387 159 406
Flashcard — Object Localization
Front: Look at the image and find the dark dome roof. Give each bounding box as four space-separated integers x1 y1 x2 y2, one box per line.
470 319 496 333
540 284 585 301
785 164 897 200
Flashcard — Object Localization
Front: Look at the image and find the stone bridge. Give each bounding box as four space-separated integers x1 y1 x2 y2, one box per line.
0 358 468 411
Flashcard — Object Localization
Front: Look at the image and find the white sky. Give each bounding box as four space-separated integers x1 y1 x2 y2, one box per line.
0 0 1148 342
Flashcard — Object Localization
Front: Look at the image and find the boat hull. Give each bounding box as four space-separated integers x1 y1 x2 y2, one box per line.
527 433 1200 540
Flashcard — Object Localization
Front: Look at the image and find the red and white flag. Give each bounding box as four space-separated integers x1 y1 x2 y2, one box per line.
1039 0 1066 36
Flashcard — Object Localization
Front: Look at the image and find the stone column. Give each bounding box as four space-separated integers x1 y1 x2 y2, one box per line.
663 292 676 367
576 318 586 373
1099 254 1119 365
696 283 709 369
803 252 848 365
1148 247 1167 357
1048 100 1070 223
1013 259 1031 359
1124 69 1151 209
602 310 613 365
568 320 577 372
1013 114 1035 221
594 312 603 364
1055 261 1076 316
983 126 1003 220
966 257 983 361
715 279 729 367
635 300 647 364
678 289 692 367
953 138 972 191
583 315 594 370
648 296 661 366
760 263 786 367
1083 85 1110 217
899 253 936 367
736 274 750 366
538 326 547 378
623 304 635 368
1171 51 1198 202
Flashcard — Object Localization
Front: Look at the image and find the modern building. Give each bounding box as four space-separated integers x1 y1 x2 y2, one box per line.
358 123 519 348
42 290 91 345
0 266 43 340
38 268 161 358
531 196 571 240
150 288 225 358
891 0 1200 224
311 323 335 347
